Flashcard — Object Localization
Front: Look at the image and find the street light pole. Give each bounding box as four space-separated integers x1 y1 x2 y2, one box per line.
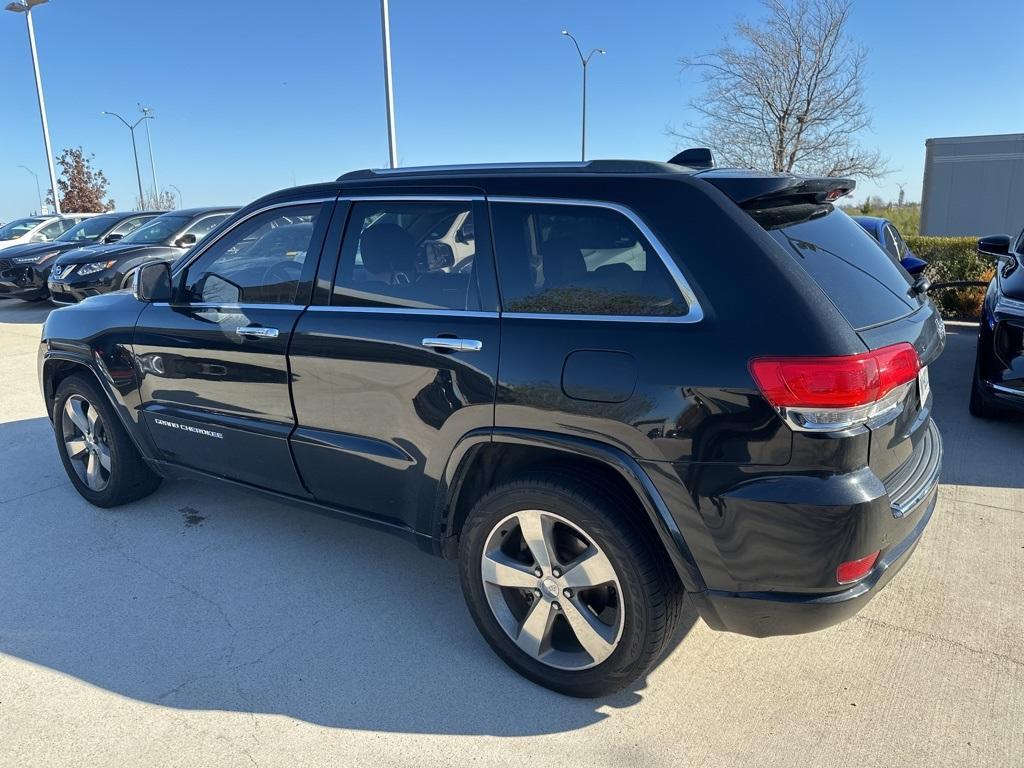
380 0 398 168
560 30 605 162
102 111 151 209
6 0 61 214
168 184 183 209
139 104 159 201
17 165 42 213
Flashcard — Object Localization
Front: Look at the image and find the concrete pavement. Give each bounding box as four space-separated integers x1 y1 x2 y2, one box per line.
0 299 1020 767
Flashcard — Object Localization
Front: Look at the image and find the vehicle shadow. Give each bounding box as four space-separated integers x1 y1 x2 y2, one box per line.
0 415 697 736
931 325 1024 489
0 297 56 324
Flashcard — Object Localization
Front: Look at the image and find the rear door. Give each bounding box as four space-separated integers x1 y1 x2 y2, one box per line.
288 193 500 530
133 198 334 495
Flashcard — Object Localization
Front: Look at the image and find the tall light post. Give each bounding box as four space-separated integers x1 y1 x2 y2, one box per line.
17 165 42 213
560 30 605 162
168 184 183 209
380 0 398 168
101 110 151 209
6 0 61 214
138 104 159 201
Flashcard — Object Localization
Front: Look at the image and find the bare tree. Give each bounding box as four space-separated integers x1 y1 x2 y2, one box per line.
136 189 178 211
672 0 887 180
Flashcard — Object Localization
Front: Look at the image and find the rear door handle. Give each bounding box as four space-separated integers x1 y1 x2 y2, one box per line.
421 337 483 352
236 326 280 339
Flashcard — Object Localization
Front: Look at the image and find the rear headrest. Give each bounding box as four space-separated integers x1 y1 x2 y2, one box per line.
542 237 587 287
360 223 416 275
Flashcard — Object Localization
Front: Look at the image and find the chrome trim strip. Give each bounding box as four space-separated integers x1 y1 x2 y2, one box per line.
487 196 704 324
991 383 1024 398
343 195 483 202
305 306 498 319
170 197 335 277
151 302 306 311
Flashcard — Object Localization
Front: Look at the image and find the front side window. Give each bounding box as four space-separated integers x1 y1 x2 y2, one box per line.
184 213 231 240
122 214 191 244
57 215 120 242
332 201 481 311
180 204 320 305
490 202 687 317
0 217 47 240
39 218 74 240
110 215 154 236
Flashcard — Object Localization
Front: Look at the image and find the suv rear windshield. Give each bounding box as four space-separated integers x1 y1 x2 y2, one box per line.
750 204 920 330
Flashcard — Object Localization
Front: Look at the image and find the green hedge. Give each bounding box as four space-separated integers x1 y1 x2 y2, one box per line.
904 236 993 320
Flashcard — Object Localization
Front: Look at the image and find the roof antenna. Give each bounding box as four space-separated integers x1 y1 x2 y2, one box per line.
668 148 714 170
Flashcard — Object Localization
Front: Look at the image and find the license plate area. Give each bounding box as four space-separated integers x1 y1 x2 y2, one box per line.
917 365 931 407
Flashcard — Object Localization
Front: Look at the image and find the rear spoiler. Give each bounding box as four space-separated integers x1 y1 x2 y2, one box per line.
696 168 855 207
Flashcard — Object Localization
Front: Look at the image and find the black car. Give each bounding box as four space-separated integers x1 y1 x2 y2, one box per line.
47 207 237 305
0 211 161 301
970 231 1024 416
38 158 944 697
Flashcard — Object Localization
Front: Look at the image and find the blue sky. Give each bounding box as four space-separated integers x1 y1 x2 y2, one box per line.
2 0 1022 222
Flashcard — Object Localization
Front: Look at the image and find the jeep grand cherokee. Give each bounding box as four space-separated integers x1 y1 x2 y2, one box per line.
38 157 944 697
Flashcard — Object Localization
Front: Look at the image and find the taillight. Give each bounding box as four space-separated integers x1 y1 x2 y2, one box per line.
750 343 920 431
836 551 879 584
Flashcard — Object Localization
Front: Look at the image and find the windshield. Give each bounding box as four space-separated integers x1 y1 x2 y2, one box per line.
0 217 47 241
56 215 120 243
121 214 190 245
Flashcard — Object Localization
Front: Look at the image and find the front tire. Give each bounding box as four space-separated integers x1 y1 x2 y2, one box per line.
53 374 162 507
459 470 684 697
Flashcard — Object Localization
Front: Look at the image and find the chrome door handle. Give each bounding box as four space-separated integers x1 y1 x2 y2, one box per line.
236 326 280 339
422 337 483 352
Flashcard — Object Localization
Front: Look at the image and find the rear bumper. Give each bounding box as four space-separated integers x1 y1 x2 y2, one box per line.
690 484 936 636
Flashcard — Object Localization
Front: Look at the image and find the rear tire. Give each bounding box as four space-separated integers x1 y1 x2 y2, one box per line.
459 470 684 697
53 374 162 507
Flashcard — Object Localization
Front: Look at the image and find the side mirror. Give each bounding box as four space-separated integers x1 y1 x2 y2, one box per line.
978 234 1011 259
103 233 124 244
133 261 172 303
31 234 49 243
174 233 197 249
901 255 928 276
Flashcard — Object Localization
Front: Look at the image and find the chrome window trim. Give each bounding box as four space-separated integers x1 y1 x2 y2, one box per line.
487 196 704 324
343 195 484 202
170 197 335 278
151 302 306 311
306 305 498 319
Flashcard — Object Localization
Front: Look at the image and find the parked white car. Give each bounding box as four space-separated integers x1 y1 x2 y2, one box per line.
0 214 98 251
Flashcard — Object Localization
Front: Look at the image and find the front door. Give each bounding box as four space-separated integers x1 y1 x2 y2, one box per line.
133 199 334 496
288 195 500 530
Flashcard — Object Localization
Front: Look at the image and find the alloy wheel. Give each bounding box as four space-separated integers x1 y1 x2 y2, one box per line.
480 509 625 670
61 394 112 492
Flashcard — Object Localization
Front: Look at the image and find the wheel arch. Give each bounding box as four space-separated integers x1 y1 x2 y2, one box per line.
432 428 706 592
40 351 156 462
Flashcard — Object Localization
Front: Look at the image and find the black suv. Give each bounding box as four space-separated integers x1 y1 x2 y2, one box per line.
38 159 944 697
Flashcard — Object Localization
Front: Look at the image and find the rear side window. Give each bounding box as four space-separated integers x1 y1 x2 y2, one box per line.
752 205 919 330
490 202 687 317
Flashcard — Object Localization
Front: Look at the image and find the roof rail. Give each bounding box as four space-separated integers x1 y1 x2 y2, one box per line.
337 159 691 181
